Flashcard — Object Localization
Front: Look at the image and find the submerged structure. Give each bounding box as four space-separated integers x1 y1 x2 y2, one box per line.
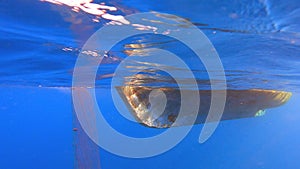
117 86 292 128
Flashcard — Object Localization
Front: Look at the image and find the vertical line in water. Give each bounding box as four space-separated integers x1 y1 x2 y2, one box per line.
72 88 101 169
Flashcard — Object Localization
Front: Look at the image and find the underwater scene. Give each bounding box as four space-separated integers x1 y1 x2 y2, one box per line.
1 0 300 169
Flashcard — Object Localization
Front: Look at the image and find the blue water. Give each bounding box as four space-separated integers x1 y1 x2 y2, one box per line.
1 0 300 169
